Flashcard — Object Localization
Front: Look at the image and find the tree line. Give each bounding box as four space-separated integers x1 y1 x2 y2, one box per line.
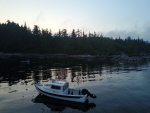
0 20 150 56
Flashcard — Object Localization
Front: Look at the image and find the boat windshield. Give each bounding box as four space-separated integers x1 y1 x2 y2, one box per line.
51 85 61 90
63 82 68 91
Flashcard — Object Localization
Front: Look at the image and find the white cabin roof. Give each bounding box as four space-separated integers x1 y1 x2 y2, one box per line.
50 79 67 87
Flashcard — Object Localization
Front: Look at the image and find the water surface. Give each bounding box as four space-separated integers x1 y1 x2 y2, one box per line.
0 61 150 113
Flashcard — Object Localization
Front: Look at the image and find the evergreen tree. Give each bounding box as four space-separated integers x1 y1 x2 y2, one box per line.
71 29 76 38
61 29 68 37
32 25 41 36
0 20 150 55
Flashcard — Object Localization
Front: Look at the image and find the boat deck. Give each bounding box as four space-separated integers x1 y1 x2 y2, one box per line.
68 89 82 95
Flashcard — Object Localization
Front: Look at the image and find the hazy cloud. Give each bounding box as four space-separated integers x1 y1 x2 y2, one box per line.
103 25 150 42
33 12 45 26
61 19 71 28
141 24 150 41
105 30 138 39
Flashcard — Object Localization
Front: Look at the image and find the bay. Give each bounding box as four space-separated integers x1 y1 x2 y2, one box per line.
0 60 150 113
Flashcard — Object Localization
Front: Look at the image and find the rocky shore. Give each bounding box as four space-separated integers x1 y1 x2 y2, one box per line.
0 52 150 64
110 53 150 63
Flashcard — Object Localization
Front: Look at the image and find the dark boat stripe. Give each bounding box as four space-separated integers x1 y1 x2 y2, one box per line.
35 85 83 99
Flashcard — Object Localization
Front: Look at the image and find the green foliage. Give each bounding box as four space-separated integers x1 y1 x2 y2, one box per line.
0 20 150 56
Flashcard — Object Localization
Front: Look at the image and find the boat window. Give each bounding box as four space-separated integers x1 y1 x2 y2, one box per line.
66 83 68 88
63 83 68 91
51 85 61 90
63 85 65 91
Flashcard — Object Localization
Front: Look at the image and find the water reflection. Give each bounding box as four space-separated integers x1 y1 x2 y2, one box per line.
32 66 103 85
1 59 150 113
0 60 148 87
32 94 96 112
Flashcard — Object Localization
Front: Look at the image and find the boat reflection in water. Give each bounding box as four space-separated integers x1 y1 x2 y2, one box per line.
32 94 96 112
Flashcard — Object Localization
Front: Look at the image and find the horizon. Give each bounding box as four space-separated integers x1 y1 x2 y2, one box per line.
0 20 147 42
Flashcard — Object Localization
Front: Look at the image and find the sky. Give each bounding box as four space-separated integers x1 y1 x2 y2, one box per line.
0 0 150 41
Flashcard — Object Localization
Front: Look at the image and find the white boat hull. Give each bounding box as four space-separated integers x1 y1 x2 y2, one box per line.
34 83 88 103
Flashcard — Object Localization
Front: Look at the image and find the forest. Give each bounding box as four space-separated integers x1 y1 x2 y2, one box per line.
0 20 150 56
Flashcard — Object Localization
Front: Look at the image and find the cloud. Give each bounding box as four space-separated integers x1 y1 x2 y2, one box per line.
61 19 71 28
33 12 45 27
103 26 150 42
104 30 138 39
141 24 150 41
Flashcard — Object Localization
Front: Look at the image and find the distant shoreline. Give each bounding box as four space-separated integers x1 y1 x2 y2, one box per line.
0 52 150 64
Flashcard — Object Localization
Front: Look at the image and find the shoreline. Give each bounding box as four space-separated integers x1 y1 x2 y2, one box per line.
0 52 150 64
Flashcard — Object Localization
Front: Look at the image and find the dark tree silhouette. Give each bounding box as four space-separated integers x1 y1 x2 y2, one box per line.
76 29 82 38
71 29 76 38
61 29 68 38
33 25 41 36
0 20 150 56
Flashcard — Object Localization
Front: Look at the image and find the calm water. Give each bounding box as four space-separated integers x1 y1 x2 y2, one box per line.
0 60 150 113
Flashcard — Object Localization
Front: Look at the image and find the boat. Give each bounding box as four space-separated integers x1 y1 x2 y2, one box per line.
34 78 96 103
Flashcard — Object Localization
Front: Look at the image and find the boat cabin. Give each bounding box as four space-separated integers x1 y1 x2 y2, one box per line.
49 79 69 94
